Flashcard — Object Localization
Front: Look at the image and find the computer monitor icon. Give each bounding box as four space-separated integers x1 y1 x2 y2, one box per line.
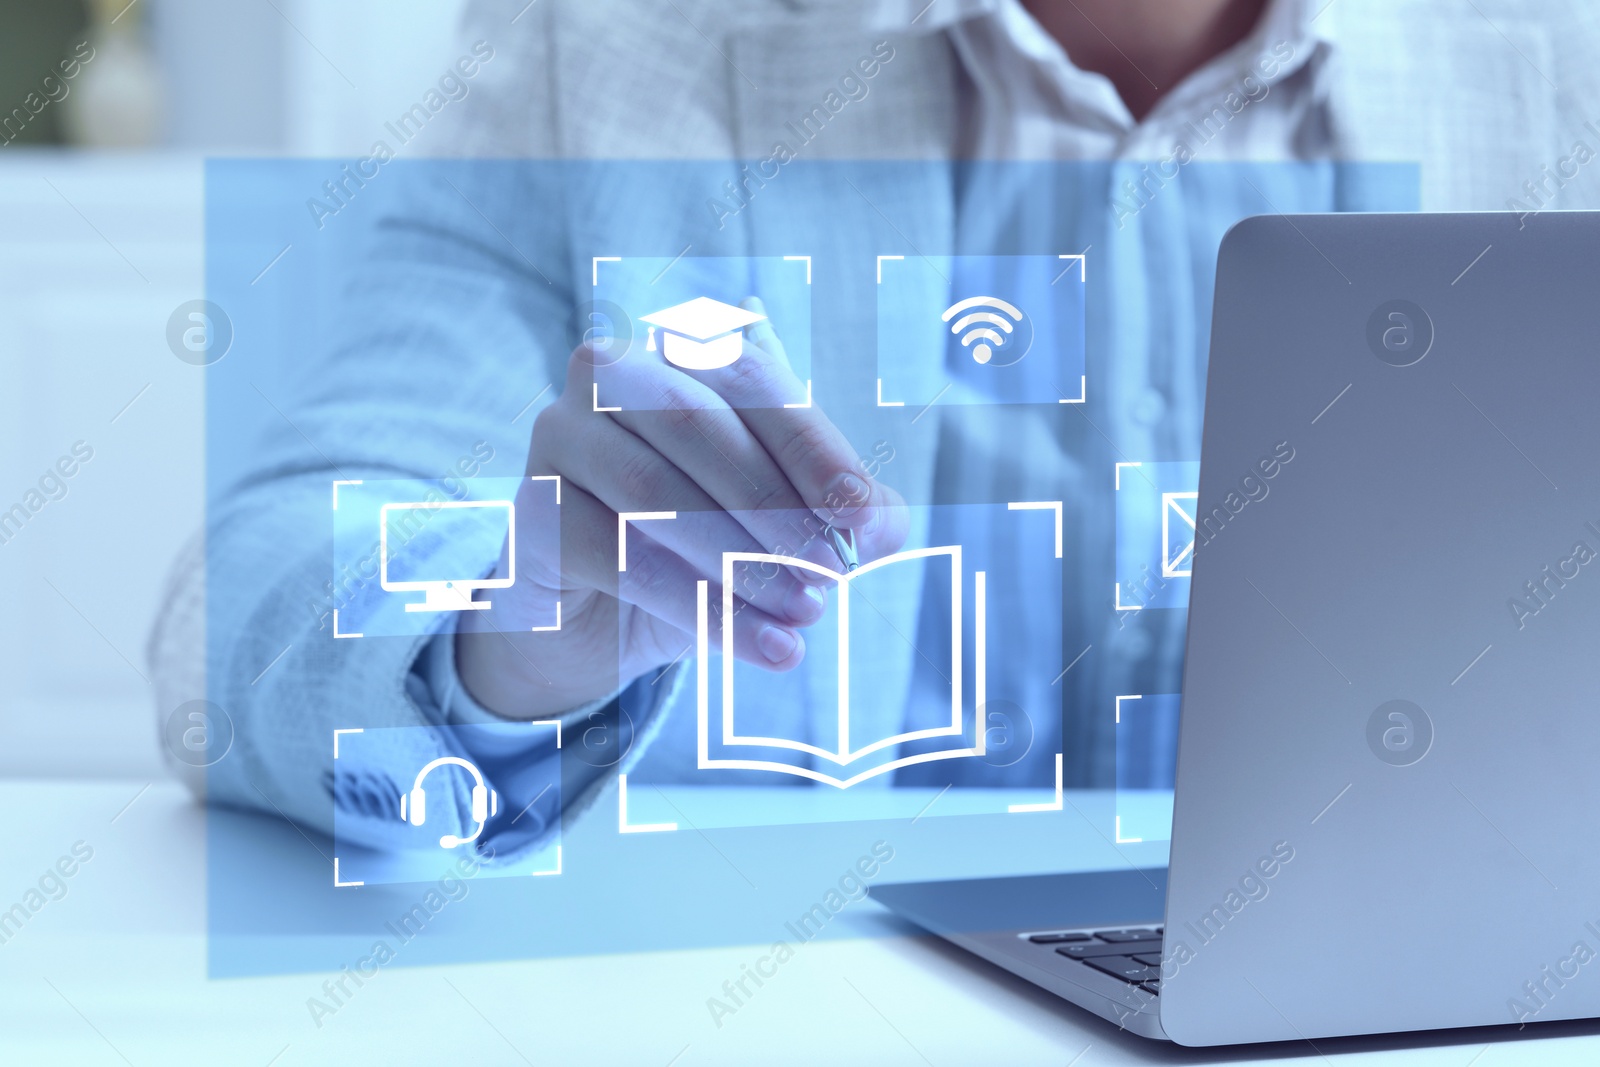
379 499 515 612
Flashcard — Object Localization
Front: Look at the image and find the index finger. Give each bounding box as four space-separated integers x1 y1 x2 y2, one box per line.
682 319 884 530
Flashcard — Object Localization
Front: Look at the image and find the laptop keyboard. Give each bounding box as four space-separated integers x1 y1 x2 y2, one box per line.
1027 927 1164 995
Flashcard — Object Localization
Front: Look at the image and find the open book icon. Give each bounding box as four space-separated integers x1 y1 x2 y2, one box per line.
696 546 986 788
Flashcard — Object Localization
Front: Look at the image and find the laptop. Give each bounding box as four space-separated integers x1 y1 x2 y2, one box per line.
872 211 1600 1044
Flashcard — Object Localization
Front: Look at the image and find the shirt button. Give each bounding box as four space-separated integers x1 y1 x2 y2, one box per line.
1130 388 1167 426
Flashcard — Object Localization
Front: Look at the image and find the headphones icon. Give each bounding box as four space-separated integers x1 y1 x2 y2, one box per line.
399 756 498 849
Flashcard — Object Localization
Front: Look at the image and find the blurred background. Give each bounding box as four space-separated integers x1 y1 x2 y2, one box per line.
0 0 471 777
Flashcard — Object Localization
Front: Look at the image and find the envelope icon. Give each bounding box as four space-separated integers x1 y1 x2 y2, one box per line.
1161 492 1198 578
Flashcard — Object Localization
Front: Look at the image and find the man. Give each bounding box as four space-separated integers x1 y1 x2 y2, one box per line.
153 0 1600 864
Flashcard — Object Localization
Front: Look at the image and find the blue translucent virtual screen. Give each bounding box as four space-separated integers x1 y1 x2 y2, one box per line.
334 722 562 886
203 160 1417 975
331 476 559 638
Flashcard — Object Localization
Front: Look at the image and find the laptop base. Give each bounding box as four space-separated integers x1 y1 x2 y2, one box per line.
870 869 1170 1040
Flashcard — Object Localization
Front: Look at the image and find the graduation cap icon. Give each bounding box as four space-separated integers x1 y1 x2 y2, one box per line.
640 296 767 371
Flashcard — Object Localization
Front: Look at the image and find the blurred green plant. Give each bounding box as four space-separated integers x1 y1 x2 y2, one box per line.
0 0 90 145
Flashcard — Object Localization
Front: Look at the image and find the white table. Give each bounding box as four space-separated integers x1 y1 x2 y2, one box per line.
4 779 1599 1065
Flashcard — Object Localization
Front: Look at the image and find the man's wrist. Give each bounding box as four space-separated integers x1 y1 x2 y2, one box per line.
453 626 613 720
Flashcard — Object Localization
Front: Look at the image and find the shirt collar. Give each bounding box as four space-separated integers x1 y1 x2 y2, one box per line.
874 0 1336 135
872 0 1335 63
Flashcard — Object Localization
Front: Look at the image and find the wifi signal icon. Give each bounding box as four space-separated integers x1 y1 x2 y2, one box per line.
942 296 1025 365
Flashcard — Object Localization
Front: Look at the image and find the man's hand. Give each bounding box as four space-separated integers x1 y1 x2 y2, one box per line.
456 300 907 719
